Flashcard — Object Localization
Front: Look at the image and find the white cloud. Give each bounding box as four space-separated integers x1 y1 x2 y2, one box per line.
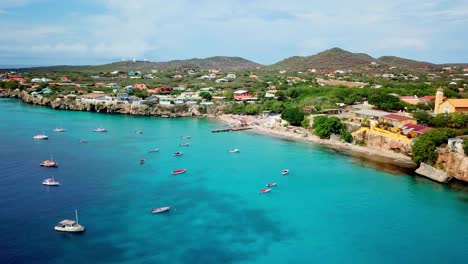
0 0 468 64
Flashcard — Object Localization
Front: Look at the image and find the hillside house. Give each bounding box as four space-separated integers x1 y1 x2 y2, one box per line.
353 109 390 124
78 93 111 102
399 96 420 105
400 123 432 138
133 84 147 90
226 73 236 79
381 114 417 127
233 90 251 101
265 90 278 99
434 88 468 114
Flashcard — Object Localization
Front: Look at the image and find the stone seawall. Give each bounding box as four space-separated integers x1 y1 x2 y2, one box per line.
415 162 452 183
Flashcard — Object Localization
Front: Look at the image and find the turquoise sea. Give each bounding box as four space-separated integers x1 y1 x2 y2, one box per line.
1 98 468 264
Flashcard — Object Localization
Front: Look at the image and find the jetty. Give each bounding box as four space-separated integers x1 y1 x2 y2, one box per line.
212 127 252 133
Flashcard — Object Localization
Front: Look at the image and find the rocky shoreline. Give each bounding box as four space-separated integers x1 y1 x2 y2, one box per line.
0 88 221 118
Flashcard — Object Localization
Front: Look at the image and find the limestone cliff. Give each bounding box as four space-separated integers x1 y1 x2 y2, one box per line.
0 89 222 118
435 148 468 182
353 129 413 156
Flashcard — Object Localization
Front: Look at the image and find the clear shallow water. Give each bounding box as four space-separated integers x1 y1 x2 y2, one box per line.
1 98 468 264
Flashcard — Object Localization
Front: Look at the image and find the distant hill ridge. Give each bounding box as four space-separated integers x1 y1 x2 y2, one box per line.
6 48 468 72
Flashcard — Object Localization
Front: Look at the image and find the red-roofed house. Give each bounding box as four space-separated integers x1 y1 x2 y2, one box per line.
7 76 27 83
381 114 417 127
400 123 432 138
399 96 420 105
233 90 253 101
149 86 173 94
133 84 148 90
420 95 436 102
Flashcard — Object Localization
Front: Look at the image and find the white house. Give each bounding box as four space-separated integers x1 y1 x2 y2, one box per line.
215 78 228 83
198 75 211 80
226 73 236 79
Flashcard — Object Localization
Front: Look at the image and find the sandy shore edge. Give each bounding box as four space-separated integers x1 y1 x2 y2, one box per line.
212 114 417 169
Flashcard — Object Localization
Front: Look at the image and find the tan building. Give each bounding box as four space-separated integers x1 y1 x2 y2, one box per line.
434 88 468 114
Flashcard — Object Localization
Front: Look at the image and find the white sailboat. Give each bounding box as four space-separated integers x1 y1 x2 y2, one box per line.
54 210 85 233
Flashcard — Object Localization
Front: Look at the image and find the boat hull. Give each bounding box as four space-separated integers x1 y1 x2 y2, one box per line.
54 226 85 232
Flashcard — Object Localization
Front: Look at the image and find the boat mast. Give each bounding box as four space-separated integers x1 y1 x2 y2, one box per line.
75 209 79 224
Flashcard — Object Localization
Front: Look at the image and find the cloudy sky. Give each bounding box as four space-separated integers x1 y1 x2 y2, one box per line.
1 0 467 66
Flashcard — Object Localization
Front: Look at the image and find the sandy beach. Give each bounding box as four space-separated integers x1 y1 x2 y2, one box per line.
214 114 417 169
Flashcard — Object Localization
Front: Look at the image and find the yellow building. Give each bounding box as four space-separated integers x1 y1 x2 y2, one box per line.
434 88 468 114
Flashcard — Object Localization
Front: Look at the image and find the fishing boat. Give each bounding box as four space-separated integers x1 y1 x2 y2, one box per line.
40 155 58 167
140 159 145 164
93 127 107 132
42 177 60 186
260 188 271 193
180 142 190 146
33 134 48 140
229 149 240 153
53 127 66 132
148 148 159 153
135 130 143 134
54 210 85 233
173 152 183 156
181 136 190 139
151 206 171 214
282 169 289 175
171 169 186 175
266 183 277 187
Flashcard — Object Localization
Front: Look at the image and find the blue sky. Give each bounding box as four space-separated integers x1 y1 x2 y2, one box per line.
1 0 467 66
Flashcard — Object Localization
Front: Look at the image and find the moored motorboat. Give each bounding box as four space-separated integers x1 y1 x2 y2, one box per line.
33 134 48 140
260 188 271 193
229 149 240 153
135 130 143 134
79 139 88 143
174 151 183 156
151 206 171 214
181 135 190 139
171 169 186 175
93 127 107 132
180 142 190 146
54 210 85 233
53 127 66 132
42 178 60 186
148 148 159 153
40 159 58 167
266 183 277 187
282 169 289 175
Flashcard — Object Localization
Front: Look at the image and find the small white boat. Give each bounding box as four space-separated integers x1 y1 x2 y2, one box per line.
54 210 85 233
151 206 171 214
266 183 277 187
282 169 289 175
53 127 66 132
181 136 190 139
148 148 159 153
40 155 58 167
180 142 190 146
229 149 240 153
43 177 60 186
33 134 48 140
135 130 143 134
93 128 107 132
174 152 183 156
79 139 88 143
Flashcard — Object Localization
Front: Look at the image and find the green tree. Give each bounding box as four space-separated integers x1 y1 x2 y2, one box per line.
244 104 261 115
281 107 305 126
301 117 310 128
199 91 212 101
313 116 347 139
412 128 460 164
368 93 403 111
412 111 431 125
340 130 353 143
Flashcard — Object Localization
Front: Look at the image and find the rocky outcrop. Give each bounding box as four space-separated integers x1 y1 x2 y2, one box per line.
415 162 452 183
353 129 413 156
0 89 223 118
435 148 468 182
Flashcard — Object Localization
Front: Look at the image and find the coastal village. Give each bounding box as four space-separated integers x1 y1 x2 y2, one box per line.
1 50 467 184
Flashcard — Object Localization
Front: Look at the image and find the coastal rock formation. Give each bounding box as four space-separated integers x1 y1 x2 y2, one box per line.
415 162 452 183
353 129 413 156
435 148 468 182
0 89 222 118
